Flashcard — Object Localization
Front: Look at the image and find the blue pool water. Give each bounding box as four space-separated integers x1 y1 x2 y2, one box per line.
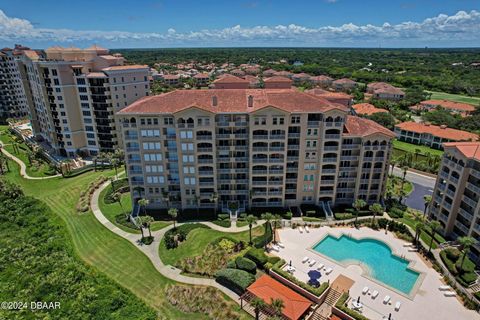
313 235 420 295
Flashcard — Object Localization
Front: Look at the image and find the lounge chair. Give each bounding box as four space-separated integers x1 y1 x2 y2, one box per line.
299 227 304 233
395 301 401 311
277 242 285 248
302 256 309 263
408 248 418 252
371 290 379 299
383 295 391 304
309 259 316 267
362 286 369 294
444 291 456 297
316 263 324 270
325 267 333 275
271 244 280 252
403 243 412 247
305 226 310 233
439 285 451 291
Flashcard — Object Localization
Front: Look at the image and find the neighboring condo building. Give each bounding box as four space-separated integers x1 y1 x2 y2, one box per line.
19 45 149 157
117 88 395 213
394 122 478 150
0 45 31 122
429 142 480 264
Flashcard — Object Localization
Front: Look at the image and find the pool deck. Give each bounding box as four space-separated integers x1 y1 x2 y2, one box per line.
275 226 480 320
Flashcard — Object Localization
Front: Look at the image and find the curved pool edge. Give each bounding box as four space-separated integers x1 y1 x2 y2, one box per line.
308 232 426 300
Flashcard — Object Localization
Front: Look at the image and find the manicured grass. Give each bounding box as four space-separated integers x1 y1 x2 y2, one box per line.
1 158 222 319
236 220 249 228
398 213 446 249
0 126 53 177
387 175 413 196
159 225 263 267
393 139 444 157
427 91 480 105
98 187 171 234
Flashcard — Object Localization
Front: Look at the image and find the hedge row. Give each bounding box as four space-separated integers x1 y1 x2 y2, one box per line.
244 248 268 268
252 222 272 248
271 259 328 297
76 176 108 213
335 293 370 320
234 257 257 274
215 268 255 295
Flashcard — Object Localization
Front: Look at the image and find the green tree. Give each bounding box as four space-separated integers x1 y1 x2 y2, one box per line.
111 192 125 219
250 297 266 320
367 112 396 130
353 199 366 227
139 215 154 238
168 208 178 229
137 198 149 216
414 148 422 162
246 214 258 245
369 203 383 224
414 221 424 245
271 214 282 243
458 236 476 270
423 195 432 219
261 212 274 250
211 192 218 219
270 298 285 316
427 220 441 254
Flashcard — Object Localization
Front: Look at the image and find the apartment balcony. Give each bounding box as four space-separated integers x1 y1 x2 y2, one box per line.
197 135 212 140
235 133 248 139
285 178 297 183
463 195 478 208
322 169 337 174
467 182 480 194
198 171 214 176
177 123 195 128
269 158 284 163
459 208 474 221
270 147 285 151
199 181 213 186
253 202 282 207
198 158 213 164
444 202 452 210
307 121 320 127
126 147 140 152
341 156 358 161
445 189 456 198
338 177 355 182
319 190 334 195
253 158 268 163
270 134 286 140
454 221 470 234
337 188 352 193
127 159 142 164
288 133 300 138
324 146 339 151
323 158 337 163
325 134 340 139
449 176 459 184
268 180 283 185
269 191 283 196
253 135 269 140
197 147 213 153
200 203 216 208
320 180 335 185
252 170 268 175
434 194 443 204
235 121 248 127
363 157 374 162
286 167 298 173
252 181 268 185
439 171 449 180
438 183 446 191
285 188 297 193
288 145 300 150
269 169 284 174
253 147 268 152
253 192 267 196
471 170 480 180
124 135 138 140
216 134 231 139
373 168 384 173
218 168 233 173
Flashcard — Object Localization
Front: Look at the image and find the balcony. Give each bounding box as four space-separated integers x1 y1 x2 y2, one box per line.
449 176 459 184
288 145 300 150
445 189 456 198
198 170 214 176
323 158 337 163
253 135 269 140
269 169 284 174
467 182 480 194
285 188 297 193
319 190 334 195
288 133 300 138
126 147 140 152
325 134 340 139
269 158 284 163
198 158 213 164
307 121 320 127
270 147 285 151
253 147 268 152
252 181 268 185
285 178 297 183
341 156 358 161
197 135 212 140
463 195 478 208
253 158 268 163
454 221 469 234
471 170 480 180
197 147 213 153
459 208 473 221
324 146 338 151
268 180 283 185
270 135 285 140
216 134 231 139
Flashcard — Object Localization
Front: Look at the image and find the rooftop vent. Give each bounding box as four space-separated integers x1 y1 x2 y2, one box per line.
212 95 218 107
247 95 254 108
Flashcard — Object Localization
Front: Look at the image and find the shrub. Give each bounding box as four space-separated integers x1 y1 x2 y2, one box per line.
271 261 328 297
226 260 236 269
445 248 461 261
459 272 477 285
252 222 272 248
282 211 292 220
235 257 257 274
267 256 281 265
335 293 370 320
244 248 268 268
164 223 209 249
217 213 230 220
218 238 236 254
215 268 255 294
388 207 405 218
212 219 231 228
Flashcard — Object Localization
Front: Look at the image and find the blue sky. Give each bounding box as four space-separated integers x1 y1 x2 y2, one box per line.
0 0 479 48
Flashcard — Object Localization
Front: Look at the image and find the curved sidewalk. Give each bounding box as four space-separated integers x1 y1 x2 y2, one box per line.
0 140 62 180
90 180 247 302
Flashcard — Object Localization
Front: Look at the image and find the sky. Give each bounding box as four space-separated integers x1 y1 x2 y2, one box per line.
0 0 479 48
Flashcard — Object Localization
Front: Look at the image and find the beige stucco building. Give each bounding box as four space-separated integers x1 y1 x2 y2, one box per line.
429 142 480 264
18 45 149 157
117 88 395 214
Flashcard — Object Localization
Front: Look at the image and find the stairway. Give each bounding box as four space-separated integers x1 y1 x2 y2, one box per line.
324 288 342 306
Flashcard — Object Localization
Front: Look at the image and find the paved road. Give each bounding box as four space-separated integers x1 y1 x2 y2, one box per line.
391 167 436 211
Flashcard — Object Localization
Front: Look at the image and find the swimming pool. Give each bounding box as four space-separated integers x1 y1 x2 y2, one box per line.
313 234 420 295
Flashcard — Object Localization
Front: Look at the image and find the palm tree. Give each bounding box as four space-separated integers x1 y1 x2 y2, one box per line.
353 199 366 227
193 194 200 215
270 298 285 316
162 190 170 208
401 165 409 189
140 215 154 238
168 208 178 229
138 198 149 216
390 158 397 176
369 203 383 224
423 195 432 219
111 157 119 179
250 297 266 320
458 236 476 270
246 215 257 245
414 148 421 161
261 212 274 250
427 220 441 254
414 221 424 245
271 214 282 243
111 192 125 219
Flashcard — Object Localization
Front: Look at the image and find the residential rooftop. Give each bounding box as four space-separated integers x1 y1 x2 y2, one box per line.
395 121 479 141
352 103 389 116
420 99 476 112
443 141 480 161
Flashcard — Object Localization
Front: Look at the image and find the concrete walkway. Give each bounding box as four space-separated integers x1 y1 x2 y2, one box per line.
90 180 253 303
200 219 265 232
0 140 62 180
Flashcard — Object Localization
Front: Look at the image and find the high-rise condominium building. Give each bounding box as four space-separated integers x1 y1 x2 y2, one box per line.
117 88 395 212
429 142 480 264
0 45 31 122
18 45 149 157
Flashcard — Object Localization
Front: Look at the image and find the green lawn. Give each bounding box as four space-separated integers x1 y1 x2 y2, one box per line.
159 225 263 266
98 187 171 234
393 139 444 157
427 91 480 106
0 126 53 177
387 175 413 196
1 157 237 319
398 213 446 250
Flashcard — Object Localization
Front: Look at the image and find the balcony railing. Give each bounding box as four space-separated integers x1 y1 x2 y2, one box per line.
325 134 340 139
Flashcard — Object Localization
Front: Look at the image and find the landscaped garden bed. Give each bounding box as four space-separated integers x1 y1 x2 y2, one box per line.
440 248 477 287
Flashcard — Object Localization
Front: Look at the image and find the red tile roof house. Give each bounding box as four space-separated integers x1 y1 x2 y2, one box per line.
305 88 353 107
212 74 249 89
264 76 293 89
230 68 246 77
193 73 210 86
418 99 476 116
262 68 277 77
310 75 333 88
291 72 312 83
367 82 405 101
244 75 261 88
274 70 294 78
352 103 389 116
161 74 180 86
394 121 479 150
332 78 358 92
244 66 261 75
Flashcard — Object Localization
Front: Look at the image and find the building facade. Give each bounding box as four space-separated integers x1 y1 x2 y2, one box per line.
118 88 395 213
429 142 480 264
0 46 31 122
18 45 149 157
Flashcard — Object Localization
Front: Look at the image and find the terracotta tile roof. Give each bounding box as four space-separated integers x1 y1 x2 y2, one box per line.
333 78 357 85
86 72 107 78
264 76 293 83
246 275 312 320
162 74 180 80
353 103 388 116
193 73 209 78
213 74 249 84
443 142 480 161
420 100 476 112
118 88 347 115
230 68 245 75
98 55 119 60
345 115 395 138
274 71 293 77
395 122 479 141
244 75 259 83
305 88 352 99
102 64 148 71
292 72 311 79
310 75 333 82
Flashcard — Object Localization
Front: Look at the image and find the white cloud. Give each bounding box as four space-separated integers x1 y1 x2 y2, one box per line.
0 9 479 47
